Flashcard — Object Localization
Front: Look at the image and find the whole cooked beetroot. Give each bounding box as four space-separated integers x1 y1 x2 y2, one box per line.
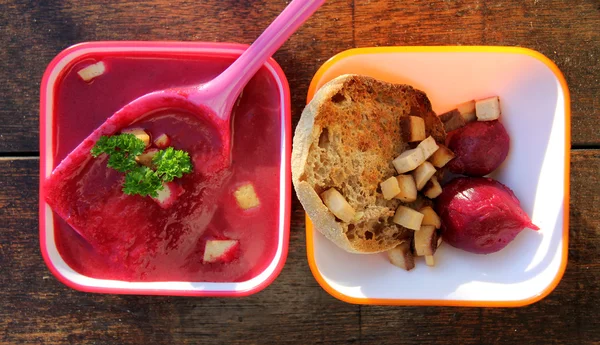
435 177 538 254
447 120 509 176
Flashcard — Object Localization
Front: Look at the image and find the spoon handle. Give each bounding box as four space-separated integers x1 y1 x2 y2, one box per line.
210 0 326 118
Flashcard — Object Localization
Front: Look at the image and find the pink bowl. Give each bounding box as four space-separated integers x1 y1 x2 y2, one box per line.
39 41 291 296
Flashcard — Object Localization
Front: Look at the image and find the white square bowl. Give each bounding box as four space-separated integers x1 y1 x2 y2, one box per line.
305 46 570 307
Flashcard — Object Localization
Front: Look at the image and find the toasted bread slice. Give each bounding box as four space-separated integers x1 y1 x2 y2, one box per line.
292 75 445 253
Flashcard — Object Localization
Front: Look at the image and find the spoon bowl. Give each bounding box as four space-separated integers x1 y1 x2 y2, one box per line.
108 0 326 169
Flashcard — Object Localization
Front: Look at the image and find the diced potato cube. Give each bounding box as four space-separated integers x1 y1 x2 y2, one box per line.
392 206 424 231
203 240 239 263
152 181 184 209
135 149 158 168
394 175 417 202
414 225 437 256
122 128 150 147
476 96 501 121
439 101 476 132
399 116 426 142
425 255 435 267
418 136 440 160
234 184 260 210
77 61 106 82
392 136 438 174
428 144 455 168
457 100 477 123
153 133 171 149
392 147 424 174
419 206 441 229
439 110 465 132
387 241 415 271
412 161 436 191
380 176 401 200
320 188 355 223
423 176 442 199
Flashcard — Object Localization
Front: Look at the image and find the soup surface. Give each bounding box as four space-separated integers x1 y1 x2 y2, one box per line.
46 54 282 282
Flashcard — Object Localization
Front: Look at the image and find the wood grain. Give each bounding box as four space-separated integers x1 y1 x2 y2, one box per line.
0 151 598 344
354 0 600 146
1 0 598 153
1 0 600 344
0 157 361 345
0 0 355 153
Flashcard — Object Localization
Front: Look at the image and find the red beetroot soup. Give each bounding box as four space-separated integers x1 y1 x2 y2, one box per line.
46 54 282 282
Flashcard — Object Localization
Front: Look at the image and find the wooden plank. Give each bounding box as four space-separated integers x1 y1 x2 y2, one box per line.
1 0 600 343
354 0 600 146
1 151 598 344
0 1 361 342
567 150 600 345
2 0 599 153
360 307 482 344
0 0 355 153
0 157 360 344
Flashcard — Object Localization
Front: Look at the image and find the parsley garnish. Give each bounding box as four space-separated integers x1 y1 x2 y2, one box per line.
91 133 192 197
91 134 146 172
123 166 164 198
153 147 193 182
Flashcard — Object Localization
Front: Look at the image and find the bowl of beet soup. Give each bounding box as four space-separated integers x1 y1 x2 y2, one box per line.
39 41 291 296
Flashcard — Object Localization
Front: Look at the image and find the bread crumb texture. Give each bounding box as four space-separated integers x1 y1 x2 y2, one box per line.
294 75 445 252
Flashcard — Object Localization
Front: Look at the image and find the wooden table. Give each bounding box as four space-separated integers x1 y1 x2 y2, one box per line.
1 1 599 344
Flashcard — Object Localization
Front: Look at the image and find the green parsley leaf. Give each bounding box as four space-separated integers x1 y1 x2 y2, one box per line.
91 134 146 172
91 133 192 198
153 147 193 182
123 166 164 198
91 135 115 157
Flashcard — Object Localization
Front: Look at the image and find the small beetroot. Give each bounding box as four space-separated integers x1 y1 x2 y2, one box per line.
435 177 538 254
447 120 509 176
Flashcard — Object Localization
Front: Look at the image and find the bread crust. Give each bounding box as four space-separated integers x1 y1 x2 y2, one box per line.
292 74 445 253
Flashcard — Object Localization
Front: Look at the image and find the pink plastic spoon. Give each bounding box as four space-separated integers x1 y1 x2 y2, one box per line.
105 0 326 170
